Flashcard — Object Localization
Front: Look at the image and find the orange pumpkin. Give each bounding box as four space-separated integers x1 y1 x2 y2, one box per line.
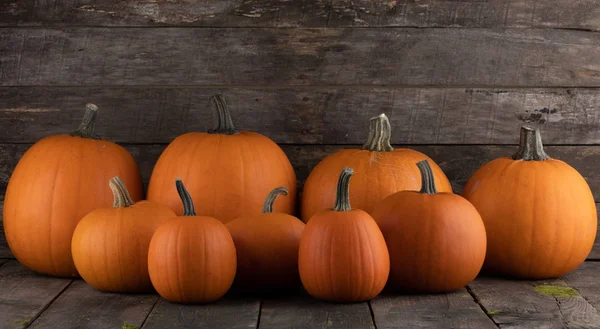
226 186 305 294
373 160 486 293
147 95 296 223
463 126 597 279
3 104 143 278
148 179 237 303
301 113 451 222
298 168 390 302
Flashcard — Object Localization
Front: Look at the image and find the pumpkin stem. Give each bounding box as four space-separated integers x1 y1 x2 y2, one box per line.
70 103 98 138
333 167 354 212
362 113 394 152
512 126 550 161
262 186 289 213
208 94 239 135
417 160 437 194
175 179 196 216
109 176 135 208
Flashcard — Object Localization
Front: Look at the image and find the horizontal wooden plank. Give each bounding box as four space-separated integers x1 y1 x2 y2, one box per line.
1 1 599 29
563 262 600 311
2 28 600 87
0 204 12 259
2 87 600 145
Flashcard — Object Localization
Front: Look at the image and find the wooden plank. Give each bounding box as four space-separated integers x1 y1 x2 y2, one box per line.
142 297 259 329
28 280 157 329
563 262 600 311
0 203 13 259
2 28 600 87
0 259 8 267
0 260 72 329
371 290 496 329
1 1 599 29
1 87 600 145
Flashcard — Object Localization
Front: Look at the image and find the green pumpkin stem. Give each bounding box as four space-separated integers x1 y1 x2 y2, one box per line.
512 126 550 161
362 113 394 152
70 103 98 138
208 94 239 135
175 179 196 216
417 160 437 195
109 176 134 208
333 167 354 212
262 186 289 213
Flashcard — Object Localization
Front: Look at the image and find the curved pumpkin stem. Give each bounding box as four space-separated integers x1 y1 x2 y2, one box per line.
70 103 98 139
175 179 196 216
417 160 437 195
262 186 288 213
109 176 134 208
362 113 394 152
333 167 354 212
512 126 550 161
208 94 239 135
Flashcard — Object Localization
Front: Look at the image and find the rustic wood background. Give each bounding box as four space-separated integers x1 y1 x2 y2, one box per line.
1 0 600 261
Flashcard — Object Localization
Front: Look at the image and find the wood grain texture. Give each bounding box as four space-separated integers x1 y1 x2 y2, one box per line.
142 297 259 329
3 28 600 87
0 261 71 329
563 262 600 311
28 280 157 329
0 203 11 258
1 1 599 29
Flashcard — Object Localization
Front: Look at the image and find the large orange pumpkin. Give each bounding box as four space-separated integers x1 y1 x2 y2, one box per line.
298 168 390 302
147 95 296 223
301 113 451 222
373 160 486 293
3 104 143 278
72 176 174 292
463 126 597 279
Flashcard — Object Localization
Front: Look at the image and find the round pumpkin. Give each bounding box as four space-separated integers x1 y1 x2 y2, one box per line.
373 160 486 293
147 95 296 223
298 168 390 302
148 179 237 303
3 104 143 278
301 113 452 222
226 186 305 294
463 126 597 279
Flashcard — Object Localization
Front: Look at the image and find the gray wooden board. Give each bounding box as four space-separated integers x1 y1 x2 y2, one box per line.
2 28 600 87
563 262 600 312
1 87 600 145
142 297 259 329
1 0 599 29
371 289 496 329
0 261 72 329
0 203 11 259
28 280 157 329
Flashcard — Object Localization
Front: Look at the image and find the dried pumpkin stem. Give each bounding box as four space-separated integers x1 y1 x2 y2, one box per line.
175 179 196 216
70 103 98 138
362 113 394 152
512 126 550 161
109 176 134 208
208 94 239 135
417 160 437 194
333 167 354 212
262 186 289 213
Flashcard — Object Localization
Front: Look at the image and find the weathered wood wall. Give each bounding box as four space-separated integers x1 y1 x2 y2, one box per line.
1 0 600 259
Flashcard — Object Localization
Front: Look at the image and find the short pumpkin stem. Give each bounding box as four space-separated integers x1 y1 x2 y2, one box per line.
208 94 239 135
417 160 437 194
109 176 134 208
512 126 550 161
262 186 288 213
333 167 354 212
175 179 196 216
362 113 394 152
70 103 98 138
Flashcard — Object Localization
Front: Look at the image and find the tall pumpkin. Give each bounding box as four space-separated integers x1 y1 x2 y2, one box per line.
301 113 451 222
3 104 143 277
463 126 597 279
147 95 296 223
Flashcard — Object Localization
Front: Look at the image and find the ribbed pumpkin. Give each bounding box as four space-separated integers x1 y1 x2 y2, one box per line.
463 126 597 279
3 104 143 278
71 177 174 292
373 160 486 293
226 186 305 294
147 95 296 223
301 113 451 222
298 168 390 302
148 179 237 303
